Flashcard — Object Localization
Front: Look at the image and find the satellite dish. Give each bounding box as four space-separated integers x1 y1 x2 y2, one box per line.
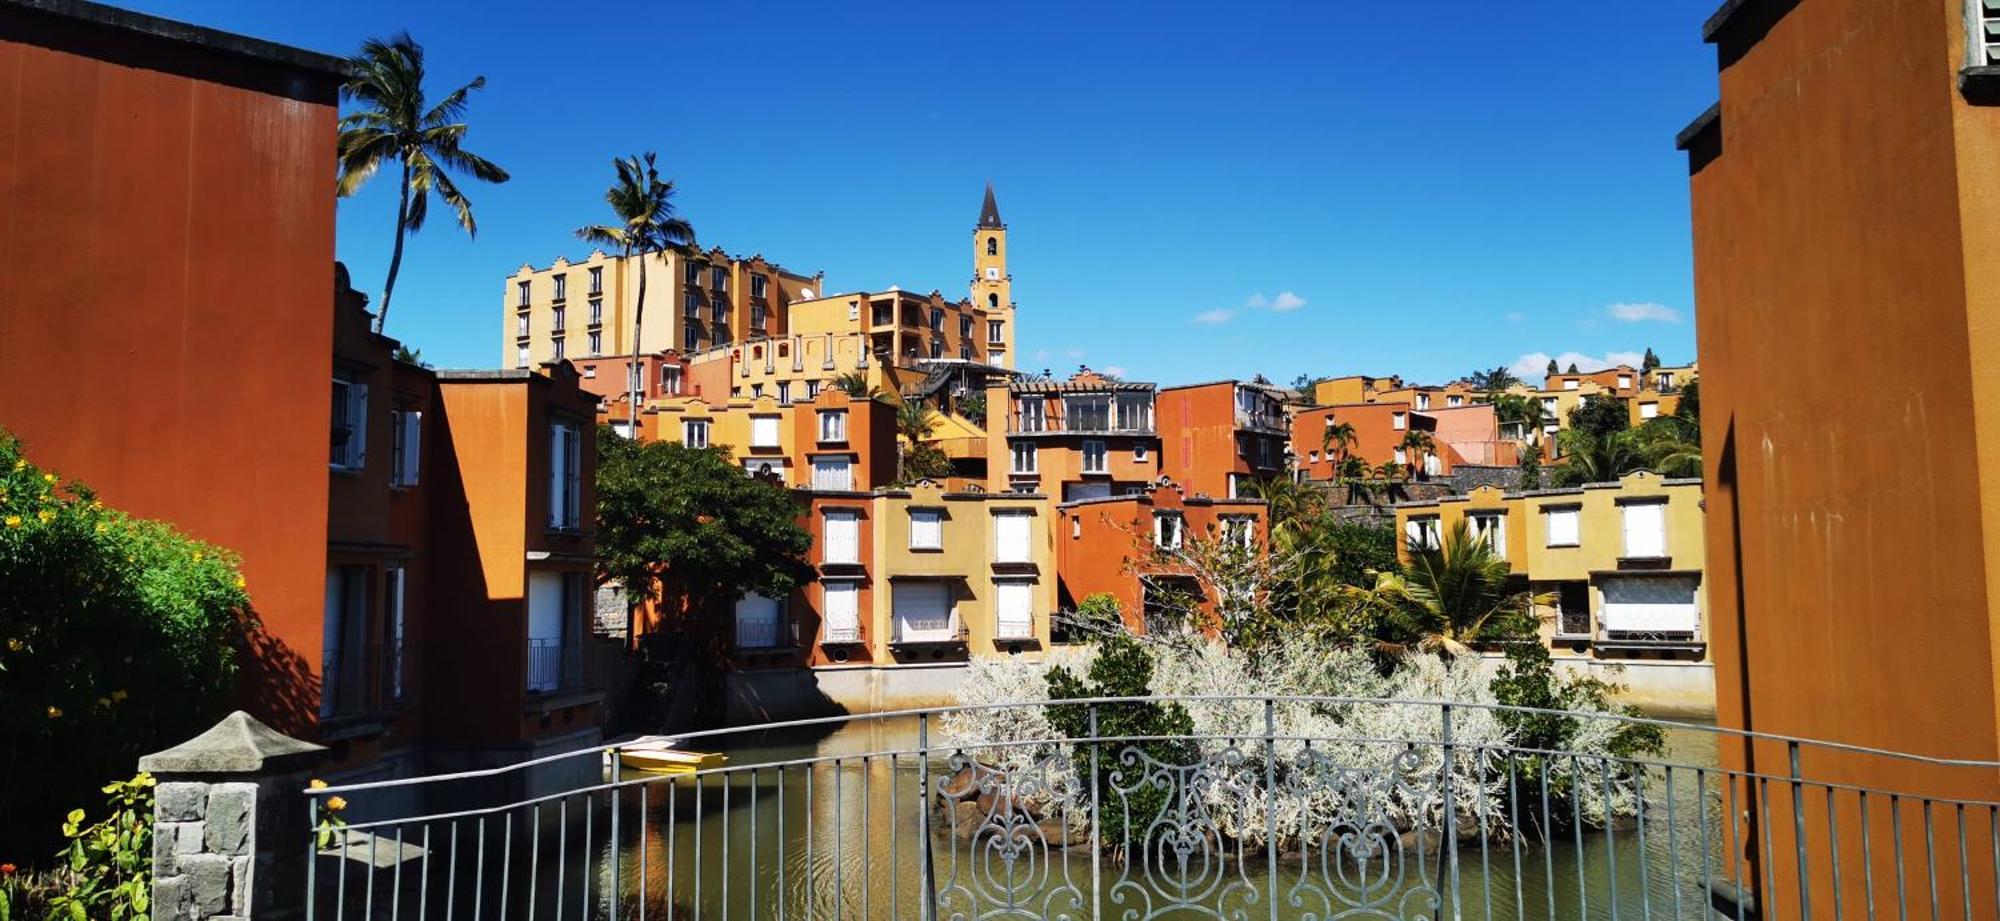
800 288 815 299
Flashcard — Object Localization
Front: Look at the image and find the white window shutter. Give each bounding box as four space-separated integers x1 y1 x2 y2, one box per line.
997 513 1031 563
349 383 369 467
565 425 582 526
401 411 423 485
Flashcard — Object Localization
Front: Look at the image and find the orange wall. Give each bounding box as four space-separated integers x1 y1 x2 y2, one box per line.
1290 402 1435 478
1157 383 1284 498
0 12 342 733
1057 487 1268 630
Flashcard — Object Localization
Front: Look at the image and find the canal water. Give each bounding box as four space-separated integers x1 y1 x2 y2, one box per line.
597 716 1730 920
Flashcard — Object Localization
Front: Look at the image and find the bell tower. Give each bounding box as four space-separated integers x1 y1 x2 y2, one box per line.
972 183 1014 368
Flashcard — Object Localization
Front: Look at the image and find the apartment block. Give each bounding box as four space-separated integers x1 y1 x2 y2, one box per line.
638 390 899 492
1155 380 1289 499
1291 402 1449 479
990 371 1162 500
1395 471 1707 662
1056 482 1268 632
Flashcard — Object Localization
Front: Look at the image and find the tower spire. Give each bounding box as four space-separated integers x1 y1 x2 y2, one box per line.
977 182 1003 229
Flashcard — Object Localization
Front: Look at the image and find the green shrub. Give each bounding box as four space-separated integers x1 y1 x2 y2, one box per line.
1044 609 1196 849
46 774 155 921
0 433 251 857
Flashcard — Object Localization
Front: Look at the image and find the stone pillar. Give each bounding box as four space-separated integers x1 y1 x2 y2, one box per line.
142 711 326 921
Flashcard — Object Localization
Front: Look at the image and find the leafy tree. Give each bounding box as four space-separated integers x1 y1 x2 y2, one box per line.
1631 415 1701 478
1347 520 1546 659
956 391 987 427
392 344 432 369
1546 358 1560 377
898 444 953 484
1399 429 1437 476
1565 362 1579 374
1549 428 1645 487
1320 520 1398 589
1675 378 1700 421
577 153 696 434
0 433 250 854
1044 620 1196 847
1567 394 1630 440
337 34 509 335
1518 441 1544 490
1641 348 1661 372
894 399 944 482
594 427 815 617
1336 456 1372 503
1468 366 1521 392
1290 373 1315 391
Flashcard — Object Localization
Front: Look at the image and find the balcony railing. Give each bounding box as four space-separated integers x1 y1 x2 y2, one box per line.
525 638 585 694
1005 412 1155 435
306 696 2000 921
822 621 862 644
321 640 406 719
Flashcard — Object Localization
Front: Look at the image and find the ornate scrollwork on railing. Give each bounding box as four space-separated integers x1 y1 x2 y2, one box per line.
935 749 1088 921
1103 744 1262 920
1281 745 1445 921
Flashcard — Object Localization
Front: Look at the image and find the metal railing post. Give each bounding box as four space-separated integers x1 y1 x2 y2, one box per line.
1790 740 1811 921
919 711 939 921
305 795 318 921
1089 704 1102 921
609 747 622 921
1264 697 1279 921
1442 702 1461 921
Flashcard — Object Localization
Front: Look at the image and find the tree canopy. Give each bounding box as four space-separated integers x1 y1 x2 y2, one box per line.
594 428 815 611
1567 394 1631 439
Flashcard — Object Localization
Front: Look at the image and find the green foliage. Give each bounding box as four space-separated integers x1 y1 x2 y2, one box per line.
1641 348 1660 372
897 444 953 485
1044 624 1196 846
955 391 987 427
1489 642 1665 838
832 372 878 399
1567 394 1630 439
1347 520 1545 658
1319 520 1398 590
1467 366 1521 392
0 434 250 855
593 427 816 611
392 345 432 369
44 773 155 921
1518 441 1544 490
1674 378 1700 419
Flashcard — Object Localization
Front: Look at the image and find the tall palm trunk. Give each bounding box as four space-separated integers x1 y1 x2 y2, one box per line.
629 246 645 434
376 162 413 335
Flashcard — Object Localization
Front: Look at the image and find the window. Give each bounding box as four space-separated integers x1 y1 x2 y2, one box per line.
684 324 700 352
390 409 422 487
683 419 710 449
929 308 944 331
910 509 943 550
1115 394 1151 431
996 511 1033 563
823 510 859 564
1599 575 1699 636
517 280 532 307
517 346 530 368
384 565 406 700
1622 501 1668 558
1415 394 1429 410
684 291 700 318
588 266 603 295
1133 444 1149 462
1563 380 1580 391
751 274 767 299
1555 581 1591 637
892 582 955 642
750 415 781 448
822 582 860 642
1545 506 1580 547
1221 516 1255 549
1010 441 1037 474
1228 473 1248 499
1541 397 1558 415
587 332 601 356
1617 374 1632 389
995 581 1033 639
552 274 566 301
548 422 582 529
320 564 369 717
986 235 998 256
662 365 682 395
1469 512 1506 557
583 366 596 379
849 301 861 322
1153 513 1183 551
330 375 367 470
712 302 727 325
551 337 565 360
1393 447 1407 465
1064 395 1110 431
1405 516 1440 550
961 343 973 360
778 381 792 405
1640 402 1660 420
960 316 973 339
1391 412 1407 431
589 299 603 325
1448 395 1463 407
680 260 699 285
818 410 848 442
526 571 586 692
1082 439 1107 474
1019 400 1046 432
1658 373 1676 389
711 266 728 291
517 313 530 337
812 455 853 491
734 595 782 649
930 340 944 359
807 380 822 399
751 384 763 399
751 304 767 329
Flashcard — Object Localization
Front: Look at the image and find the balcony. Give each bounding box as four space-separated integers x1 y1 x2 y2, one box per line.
319 641 406 737
525 638 586 695
1005 412 1154 436
1233 407 1287 435
821 622 862 645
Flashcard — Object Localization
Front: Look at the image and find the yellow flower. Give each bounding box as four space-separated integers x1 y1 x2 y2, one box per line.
308 778 328 790
192 550 203 562
110 690 127 702
234 575 247 590
4 515 19 528
5 638 20 652
41 473 54 484
46 706 62 719
325 796 348 813
37 509 55 524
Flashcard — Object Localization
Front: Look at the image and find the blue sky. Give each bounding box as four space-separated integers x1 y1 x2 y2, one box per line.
135 1 1718 385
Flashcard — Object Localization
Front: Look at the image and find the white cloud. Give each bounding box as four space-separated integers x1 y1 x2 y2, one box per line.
1031 349 1051 362
1269 291 1306 312
1505 311 1525 323
1191 308 1236 326
1607 301 1680 323
1101 365 1129 378
1508 350 1649 378
1196 290 1306 325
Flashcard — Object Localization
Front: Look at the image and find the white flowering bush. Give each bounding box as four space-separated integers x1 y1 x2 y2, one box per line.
942 627 1658 851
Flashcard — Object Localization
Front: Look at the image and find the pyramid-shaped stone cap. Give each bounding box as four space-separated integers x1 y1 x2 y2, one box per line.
139 710 327 775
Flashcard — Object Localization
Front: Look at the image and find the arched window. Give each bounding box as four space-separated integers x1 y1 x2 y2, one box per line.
986 236 997 256
988 293 999 309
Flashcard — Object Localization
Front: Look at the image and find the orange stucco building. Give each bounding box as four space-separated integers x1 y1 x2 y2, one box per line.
1291 402 1449 479
1155 380 1289 499
1056 482 1268 632
1686 0 2000 915
989 371 1163 500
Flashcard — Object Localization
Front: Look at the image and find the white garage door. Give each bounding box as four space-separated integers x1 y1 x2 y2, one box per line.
735 594 781 648
893 582 956 642
1598 576 1698 635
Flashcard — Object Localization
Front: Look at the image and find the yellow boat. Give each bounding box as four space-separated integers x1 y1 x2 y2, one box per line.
611 738 726 775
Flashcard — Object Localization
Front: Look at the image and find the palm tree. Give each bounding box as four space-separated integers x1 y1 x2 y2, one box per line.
1351 520 1547 659
1400 430 1437 478
1244 476 1326 548
576 153 696 433
337 33 510 334
897 399 940 443
1631 415 1702 478
832 371 881 400
1550 429 1644 487
1320 420 1358 464
1336 455 1371 503
1468 366 1522 393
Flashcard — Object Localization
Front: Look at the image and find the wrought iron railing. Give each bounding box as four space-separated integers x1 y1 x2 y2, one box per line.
525 638 585 694
303 696 2000 920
